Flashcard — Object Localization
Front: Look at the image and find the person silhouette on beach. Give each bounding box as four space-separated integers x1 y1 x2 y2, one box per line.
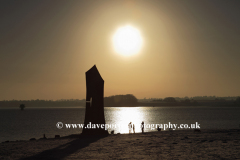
133 124 135 133
128 122 132 134
141 121 144 133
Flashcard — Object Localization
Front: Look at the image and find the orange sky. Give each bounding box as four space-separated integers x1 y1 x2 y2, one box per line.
1 0 240 100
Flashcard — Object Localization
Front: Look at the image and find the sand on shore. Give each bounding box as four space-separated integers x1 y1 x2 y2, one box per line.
0 129 240 160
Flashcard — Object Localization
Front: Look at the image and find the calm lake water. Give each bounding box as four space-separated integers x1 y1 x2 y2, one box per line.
0 106 240 142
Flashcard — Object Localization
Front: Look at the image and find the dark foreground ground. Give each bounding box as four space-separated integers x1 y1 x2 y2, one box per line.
0 129 240 160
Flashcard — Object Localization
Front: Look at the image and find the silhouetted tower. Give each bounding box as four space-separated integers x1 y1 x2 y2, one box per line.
82 65 108 135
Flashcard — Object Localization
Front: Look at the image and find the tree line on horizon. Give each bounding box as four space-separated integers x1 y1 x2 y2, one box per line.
139 96 240 102
0 95 239 108
139 96 240 107
104 94 138 107
0 94 138 107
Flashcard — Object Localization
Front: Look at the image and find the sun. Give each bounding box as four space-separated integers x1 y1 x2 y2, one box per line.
112 25 143 56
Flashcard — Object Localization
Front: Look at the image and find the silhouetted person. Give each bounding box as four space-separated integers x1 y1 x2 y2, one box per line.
141 121 144 133
43 134 46 139
128 122 132 134
133 124 135 133
157 126 161 131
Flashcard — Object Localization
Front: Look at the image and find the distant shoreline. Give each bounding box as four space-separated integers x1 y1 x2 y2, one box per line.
0 105 240 110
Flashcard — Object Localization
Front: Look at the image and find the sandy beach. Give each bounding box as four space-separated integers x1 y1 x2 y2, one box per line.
0 129 240 160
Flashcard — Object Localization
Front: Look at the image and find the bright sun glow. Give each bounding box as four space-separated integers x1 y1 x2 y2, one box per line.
112 25 143 56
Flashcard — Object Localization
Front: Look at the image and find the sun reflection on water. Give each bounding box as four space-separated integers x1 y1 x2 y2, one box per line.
107 107 146 134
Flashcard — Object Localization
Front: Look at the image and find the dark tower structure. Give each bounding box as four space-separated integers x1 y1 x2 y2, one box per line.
82 65 108 135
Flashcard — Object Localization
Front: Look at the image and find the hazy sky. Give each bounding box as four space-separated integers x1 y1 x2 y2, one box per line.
1 0 240 100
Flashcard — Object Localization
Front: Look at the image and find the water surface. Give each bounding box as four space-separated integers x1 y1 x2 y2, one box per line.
0 106 239 142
